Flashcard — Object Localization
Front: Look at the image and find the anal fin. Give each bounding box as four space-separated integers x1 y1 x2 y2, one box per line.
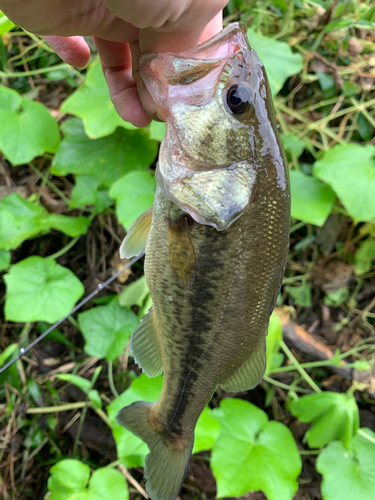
130 308 163 377
120 207 152 259
221 340 266 393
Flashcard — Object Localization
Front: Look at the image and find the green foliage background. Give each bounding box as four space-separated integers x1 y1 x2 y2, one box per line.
1 1 375 500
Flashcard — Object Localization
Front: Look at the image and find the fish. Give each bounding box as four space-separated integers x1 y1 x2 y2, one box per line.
117 22 290 500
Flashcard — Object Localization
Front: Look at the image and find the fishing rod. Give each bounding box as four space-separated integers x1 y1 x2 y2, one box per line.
0 253 144 375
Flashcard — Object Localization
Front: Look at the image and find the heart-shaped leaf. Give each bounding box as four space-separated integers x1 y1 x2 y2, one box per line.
4 256 84 323
316 429 375 500
48 459 128 500
211 398 301 500
290 170 336 226
52 118 157 186
61 61 136 138
247 30 303 95
313 144 375 222
290 391 359 448
110 171 156 230
78 299 139 361
0 86 60 165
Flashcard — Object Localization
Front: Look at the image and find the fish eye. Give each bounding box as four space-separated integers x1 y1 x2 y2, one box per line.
226 84 252 114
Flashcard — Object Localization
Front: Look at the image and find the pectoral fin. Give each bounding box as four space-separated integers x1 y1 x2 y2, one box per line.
221 340 266 393
130 308 163 377
167 216 196 287
120 208 152 259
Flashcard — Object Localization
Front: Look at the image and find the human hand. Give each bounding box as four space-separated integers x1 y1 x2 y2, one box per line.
0 0 227 126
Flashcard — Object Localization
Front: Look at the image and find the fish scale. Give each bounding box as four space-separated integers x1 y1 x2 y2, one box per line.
116 22 290 500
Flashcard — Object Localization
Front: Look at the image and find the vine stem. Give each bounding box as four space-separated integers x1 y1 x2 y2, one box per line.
280 340 321 393
108 362 119 398
47 236 80 260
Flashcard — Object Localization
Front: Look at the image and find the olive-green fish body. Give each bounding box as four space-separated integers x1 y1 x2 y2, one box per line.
117 22 290 500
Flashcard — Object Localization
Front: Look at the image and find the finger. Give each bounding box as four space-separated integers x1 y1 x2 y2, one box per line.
44 36 91 68
139 0 228 53
129 41 159 122
200 11 223 42
93 36 151 128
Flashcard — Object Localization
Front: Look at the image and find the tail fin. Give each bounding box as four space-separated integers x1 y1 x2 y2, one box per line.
117 401 194 500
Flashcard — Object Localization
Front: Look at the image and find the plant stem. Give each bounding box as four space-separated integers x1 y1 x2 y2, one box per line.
28 163 70 206
357 429 375 445
27 401 88 413
47 236 80 260
108 362 119 399
263 375 312 393
280 341 321 393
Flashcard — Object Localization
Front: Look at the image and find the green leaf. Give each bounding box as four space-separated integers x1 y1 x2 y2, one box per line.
48 214 91 237
0 12 15 35
281 133 305 158
52 118 157 186
48 459 128 500
119 275 149 308
285 283 312 307
61 61 136 138
290 170 336 226
247 30 303 95
0 344 21 391
289 391 359 448
354 238 375 275
4 256 84 323
57 374 91 393
324 288 350 307
78 299 139 361
316 429 375 500
149 121 166 142
193 407 220 454
0 193 50 250
0 86 60 165
0 193 89 250
88 389 102 409
313 144 375 222
110 171 156 230
70 175 112 213
0 344 18 368
107 374 163 468
211 398 301 500
0 249 11 271
266 312 283 374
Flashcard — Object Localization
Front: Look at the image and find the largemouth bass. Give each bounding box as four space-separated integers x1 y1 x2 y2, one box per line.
117 22 290 500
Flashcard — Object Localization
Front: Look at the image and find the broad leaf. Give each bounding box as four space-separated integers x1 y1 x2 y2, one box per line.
193 407 220 454
110 171 156 230
48 459 128 500
107 374 163 468
285 282 312 307
70 175 112 213
354 238 375 276
61 61 135 138
119 275 149 307
0 193 90 250
57 374 91 393
281 133 306 158
289 391 359 448
52 118 157 186
0 193 50 250
211 398 301 500
247 30 303 95
48 214 91 237
150 121 166 142
290 170 336 226
4 256 84 323
316 429 375 500
266 312 283 374
0 249 11 271
0 12 15 35
0 86 60 165
313 144 375 222
78 299 139 361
